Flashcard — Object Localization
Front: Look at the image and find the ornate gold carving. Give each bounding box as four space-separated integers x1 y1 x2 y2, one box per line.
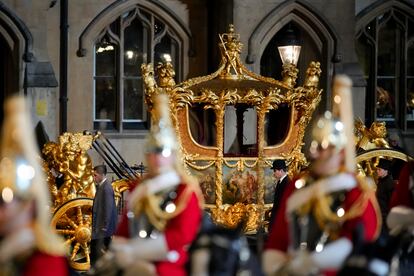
281 63 299 87
218 24 244 79
143 24 322 231
211 203 259 232
111 179 131 206
304 61 322 88
43 132 97 208
157 62 176 88
354 118 389 150
142 63 158 112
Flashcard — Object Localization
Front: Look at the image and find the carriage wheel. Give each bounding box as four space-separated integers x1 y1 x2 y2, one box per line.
51 198 93 271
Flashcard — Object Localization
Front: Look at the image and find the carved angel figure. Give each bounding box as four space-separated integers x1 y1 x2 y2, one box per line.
157 62 176 87
304 61 322 88
42 133 96 206
354 118 389 151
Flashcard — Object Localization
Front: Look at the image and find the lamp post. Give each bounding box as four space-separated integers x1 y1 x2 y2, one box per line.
277 25 301 87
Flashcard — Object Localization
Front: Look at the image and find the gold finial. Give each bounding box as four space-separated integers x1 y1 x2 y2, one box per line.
219 24 243 78
228 24 235 33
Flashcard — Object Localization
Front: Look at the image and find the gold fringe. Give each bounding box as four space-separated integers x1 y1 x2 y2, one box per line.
296 175 380 240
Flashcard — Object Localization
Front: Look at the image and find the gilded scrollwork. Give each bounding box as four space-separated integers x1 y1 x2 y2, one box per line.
142 24 322 231
196 89 241 109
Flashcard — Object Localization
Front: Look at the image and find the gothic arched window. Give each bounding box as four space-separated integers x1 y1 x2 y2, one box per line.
94 7 182 131
356 8 414 130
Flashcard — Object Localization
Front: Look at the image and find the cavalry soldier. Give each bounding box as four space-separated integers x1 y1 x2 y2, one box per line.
94 94 203 276
0 96 68 275
263 76 381 275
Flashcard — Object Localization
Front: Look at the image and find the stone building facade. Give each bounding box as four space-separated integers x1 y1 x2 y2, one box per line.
1 0 413 166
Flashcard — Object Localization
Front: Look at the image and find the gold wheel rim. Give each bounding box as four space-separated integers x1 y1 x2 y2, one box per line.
51 198 93 271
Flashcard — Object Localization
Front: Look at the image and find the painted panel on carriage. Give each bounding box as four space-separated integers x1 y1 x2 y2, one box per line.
222 164 258 205
264 165 276 204
186 160 216 204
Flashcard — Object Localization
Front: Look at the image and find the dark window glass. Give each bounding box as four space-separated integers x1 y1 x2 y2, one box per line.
264 105 291 146
378 21 397 76
188 104 217 147
123 78 143 120
95 42 117 76
124 18 145 77
95 77 117 121
356 34 372 77
376 79 396 119
94 6 183 132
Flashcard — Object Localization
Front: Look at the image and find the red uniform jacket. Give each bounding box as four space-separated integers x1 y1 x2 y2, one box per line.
22 251 68 276
116 183 202 276
390 162 414 208
266 175 379 267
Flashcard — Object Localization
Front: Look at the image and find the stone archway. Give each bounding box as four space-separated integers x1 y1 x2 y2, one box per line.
0 35 14 124
246 0 339 110
0 3 34 96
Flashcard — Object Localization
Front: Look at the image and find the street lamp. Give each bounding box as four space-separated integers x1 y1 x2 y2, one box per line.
277 25 301 87
277 26 301 66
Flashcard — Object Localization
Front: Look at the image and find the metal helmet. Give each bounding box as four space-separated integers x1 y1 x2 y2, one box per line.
309 111 347 155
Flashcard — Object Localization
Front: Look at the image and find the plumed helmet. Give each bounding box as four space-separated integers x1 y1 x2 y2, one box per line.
0 96 65 255
310 111 347 153
0 97 40 201
145 94 178 157
309 75 356 172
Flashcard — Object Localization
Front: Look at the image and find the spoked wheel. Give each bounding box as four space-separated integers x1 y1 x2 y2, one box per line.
51 198 93 271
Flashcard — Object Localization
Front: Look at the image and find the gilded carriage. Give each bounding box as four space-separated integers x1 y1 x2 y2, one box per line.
143 25 323 232
42 132 133 271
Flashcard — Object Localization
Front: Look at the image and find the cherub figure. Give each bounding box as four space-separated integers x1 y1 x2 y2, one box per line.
304 61 322 88
354 118 389 151
42 133 96 206
157 62 176 87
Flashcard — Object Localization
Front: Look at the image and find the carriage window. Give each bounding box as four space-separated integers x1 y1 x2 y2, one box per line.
264 105 291 146
224 104 257 156
188 104 217 147
93 7 182 132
